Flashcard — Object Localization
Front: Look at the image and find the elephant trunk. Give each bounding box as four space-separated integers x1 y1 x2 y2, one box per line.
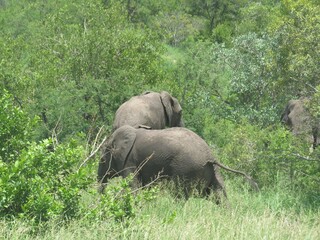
97 148 117 193
97 160 107 183
97 149 113 184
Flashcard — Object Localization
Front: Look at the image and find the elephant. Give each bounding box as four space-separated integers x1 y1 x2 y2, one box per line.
112 91 184 131
98 125 258 203
281 98 320 148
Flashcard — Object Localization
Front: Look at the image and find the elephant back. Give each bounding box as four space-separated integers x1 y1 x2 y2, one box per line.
113 92 166 130
112 91 184 131
135 127 215 167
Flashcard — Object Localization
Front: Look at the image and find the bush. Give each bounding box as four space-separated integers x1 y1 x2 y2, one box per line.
0 90 94 222
204 118 319 196
80 176 159 223
0 89 37 162
0 138 94 222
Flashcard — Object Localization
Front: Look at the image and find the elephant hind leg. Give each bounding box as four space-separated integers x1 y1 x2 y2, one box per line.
200 186 212 200
211 179 228 205
183 179 210 199
211 188 228 205
172 177 202 199
201 184 225 204
203 162 228 204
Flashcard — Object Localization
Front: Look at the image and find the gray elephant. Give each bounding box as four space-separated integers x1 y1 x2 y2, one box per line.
281 98 320 148
98 125 258 203
112 91 184 130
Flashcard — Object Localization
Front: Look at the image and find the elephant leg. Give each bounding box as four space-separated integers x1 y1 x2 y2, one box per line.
171 177 190 200
130 175 142 190
203 162 228 204
98 183 106 194
212 179 228 205
121 167 142 190
212 188 228 205
176 178 207 199
201 185 212 198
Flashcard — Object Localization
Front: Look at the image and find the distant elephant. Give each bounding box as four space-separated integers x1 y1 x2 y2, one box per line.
281 98 320 148
112 91 184 130
98 125 258 203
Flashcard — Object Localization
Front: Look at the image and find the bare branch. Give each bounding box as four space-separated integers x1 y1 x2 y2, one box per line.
50 115 62 149
132 152 155 178
78 133 109 171
294 170 320 183
130 171 166 195
290 153 320 162
92 126 105 151
98 150 114 186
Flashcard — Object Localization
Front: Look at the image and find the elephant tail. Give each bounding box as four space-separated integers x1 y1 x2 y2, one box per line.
213 161 259 192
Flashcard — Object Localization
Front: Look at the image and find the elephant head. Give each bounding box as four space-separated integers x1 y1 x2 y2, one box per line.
112 91 184 130
97 125 136 186
281 98 320 148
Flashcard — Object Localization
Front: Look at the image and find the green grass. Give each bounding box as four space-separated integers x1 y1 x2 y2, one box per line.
1 180 319 240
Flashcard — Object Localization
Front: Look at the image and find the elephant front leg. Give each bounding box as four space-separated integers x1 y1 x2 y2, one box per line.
121 167 142 190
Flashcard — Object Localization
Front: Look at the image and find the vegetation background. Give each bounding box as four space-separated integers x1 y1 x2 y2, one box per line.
0 0 319 239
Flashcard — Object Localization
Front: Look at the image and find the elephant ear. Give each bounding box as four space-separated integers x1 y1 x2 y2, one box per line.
160 91 174 126
112 126 137 170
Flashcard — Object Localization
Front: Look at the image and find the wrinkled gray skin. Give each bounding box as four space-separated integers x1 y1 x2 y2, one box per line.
112 91 184 130
98 125 227 203
281 98 320 148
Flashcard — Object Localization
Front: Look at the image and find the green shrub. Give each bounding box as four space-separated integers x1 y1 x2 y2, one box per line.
81 176 159 223
0 90 94 222
204 118 319 196
0 89 37 162
0 138 94 221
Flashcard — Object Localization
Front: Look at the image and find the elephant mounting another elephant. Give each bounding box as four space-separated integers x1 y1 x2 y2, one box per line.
281 98 320 149
112 91 184 131
98 125 259 204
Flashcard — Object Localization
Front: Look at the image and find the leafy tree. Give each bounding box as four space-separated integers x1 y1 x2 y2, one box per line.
107 0 183 23
0 91 94 221
1 0 166 140
161 40 234 135
152 12 205 46
269 0 320 98
237 2 279 36
227 33 279 123
170 34 280 129
184 0 246 32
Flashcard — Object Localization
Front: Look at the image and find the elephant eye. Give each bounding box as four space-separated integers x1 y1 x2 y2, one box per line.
108 140 115 149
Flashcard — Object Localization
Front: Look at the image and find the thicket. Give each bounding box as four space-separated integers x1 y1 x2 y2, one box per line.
0 0 319 227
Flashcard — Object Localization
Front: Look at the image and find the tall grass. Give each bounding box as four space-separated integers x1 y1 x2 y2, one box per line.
1 179 319 240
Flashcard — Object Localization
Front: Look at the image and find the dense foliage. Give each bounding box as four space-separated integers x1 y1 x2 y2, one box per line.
0 91 94 222
0 0 319 228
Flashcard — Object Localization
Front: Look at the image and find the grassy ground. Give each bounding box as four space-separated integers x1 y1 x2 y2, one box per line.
1 180 319 240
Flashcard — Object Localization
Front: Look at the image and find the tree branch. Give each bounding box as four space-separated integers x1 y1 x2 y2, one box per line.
290 153 320 162
78 126 109 171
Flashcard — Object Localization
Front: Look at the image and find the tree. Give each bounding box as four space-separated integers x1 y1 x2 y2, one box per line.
153 12 205 46
184 0 246 32
0 0 166 141
269 0 320 98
